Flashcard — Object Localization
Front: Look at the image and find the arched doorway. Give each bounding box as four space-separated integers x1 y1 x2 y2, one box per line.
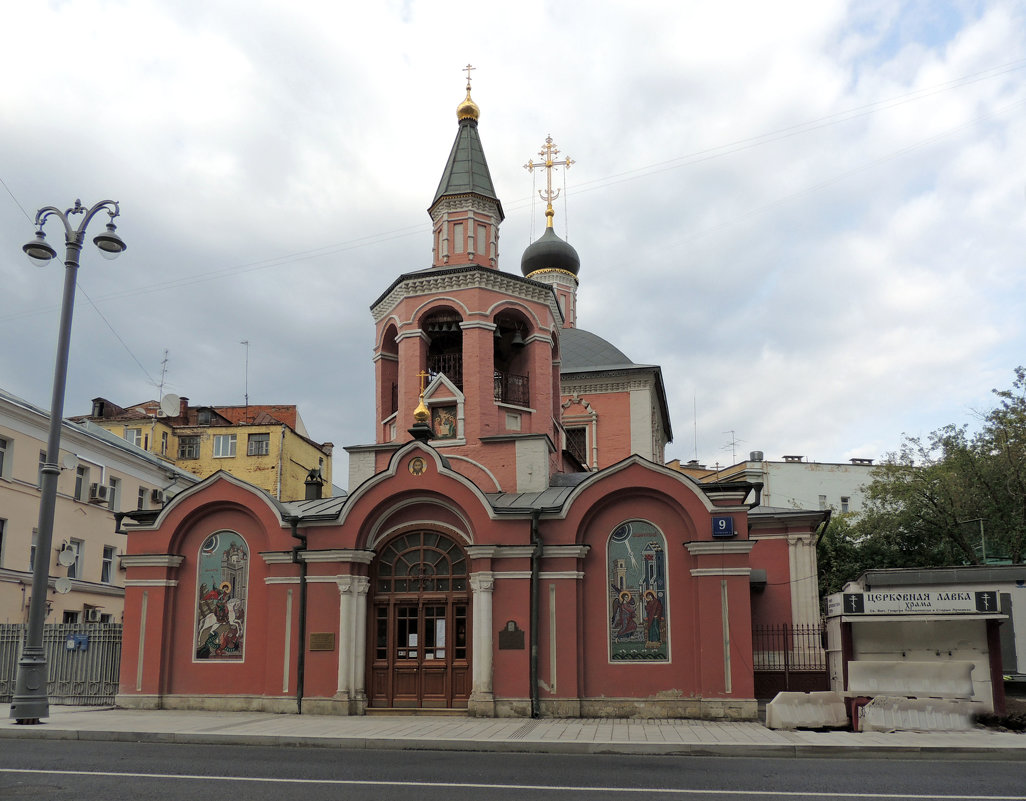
368 531 470 708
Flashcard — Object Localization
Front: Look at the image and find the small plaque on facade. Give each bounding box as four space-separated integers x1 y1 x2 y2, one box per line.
498 620 524 650
309 632 335 651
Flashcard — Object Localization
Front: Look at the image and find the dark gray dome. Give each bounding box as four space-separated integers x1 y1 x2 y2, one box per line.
521 226 580 277
560 328 634 373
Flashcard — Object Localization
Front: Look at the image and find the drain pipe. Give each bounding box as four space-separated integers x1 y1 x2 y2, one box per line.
529 509 542 719
288 515 307 714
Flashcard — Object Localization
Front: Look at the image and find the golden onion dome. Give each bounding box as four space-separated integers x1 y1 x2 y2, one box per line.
457 87 480 121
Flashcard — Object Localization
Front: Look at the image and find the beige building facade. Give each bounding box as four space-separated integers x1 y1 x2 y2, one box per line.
0 388 198 624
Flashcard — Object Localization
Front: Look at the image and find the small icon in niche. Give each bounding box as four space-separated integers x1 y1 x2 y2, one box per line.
409 457 426 476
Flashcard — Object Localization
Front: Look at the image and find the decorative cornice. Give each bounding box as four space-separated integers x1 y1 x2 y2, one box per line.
301 549 376 564
542 545 590 558
120 554 185 568
560 374 657 395
124 579 179 587
684 541 755 555
690 567 753 577
260 552 297 565
525 268 580 284
264 576 302 585
371 265 560 325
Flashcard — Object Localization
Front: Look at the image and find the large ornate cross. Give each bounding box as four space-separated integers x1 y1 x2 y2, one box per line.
524 135 574 215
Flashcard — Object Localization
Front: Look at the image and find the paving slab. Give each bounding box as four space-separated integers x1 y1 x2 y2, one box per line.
0 704 1023 759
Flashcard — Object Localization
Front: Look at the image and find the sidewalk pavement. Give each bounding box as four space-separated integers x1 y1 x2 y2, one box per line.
1 704 1024 759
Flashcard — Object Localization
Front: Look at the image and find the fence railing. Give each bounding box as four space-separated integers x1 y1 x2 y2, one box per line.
752 623 826 672
494 370 529 406
0 623 122 705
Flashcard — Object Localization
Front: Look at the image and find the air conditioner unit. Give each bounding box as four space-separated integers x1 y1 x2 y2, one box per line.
88 483 109 504
85 608 102 623
150 488 165 505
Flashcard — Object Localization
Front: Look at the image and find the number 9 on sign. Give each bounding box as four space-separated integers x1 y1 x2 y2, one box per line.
711 516 735 538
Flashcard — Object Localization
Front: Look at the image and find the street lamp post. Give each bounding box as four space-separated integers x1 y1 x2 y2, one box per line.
10 199 126 724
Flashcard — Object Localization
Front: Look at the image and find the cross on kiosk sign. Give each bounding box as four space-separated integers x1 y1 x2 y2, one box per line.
712 516 735 538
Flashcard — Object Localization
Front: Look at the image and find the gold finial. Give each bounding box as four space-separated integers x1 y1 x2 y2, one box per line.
413 370 430 423
524 135 574 228
457 63 480 121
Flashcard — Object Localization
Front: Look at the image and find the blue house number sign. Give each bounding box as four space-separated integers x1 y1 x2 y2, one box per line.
711 516 735 538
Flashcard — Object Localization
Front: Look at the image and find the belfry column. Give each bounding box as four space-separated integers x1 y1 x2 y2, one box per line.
469 571 495 714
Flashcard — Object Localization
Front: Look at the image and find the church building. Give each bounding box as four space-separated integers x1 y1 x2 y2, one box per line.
117 76 826 719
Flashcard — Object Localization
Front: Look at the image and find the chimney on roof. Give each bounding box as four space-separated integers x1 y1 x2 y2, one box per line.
179 396 189 418
304 459 325 500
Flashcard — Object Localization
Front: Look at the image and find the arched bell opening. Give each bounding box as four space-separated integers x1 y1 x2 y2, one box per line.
423 309 464 391
493 310 531 406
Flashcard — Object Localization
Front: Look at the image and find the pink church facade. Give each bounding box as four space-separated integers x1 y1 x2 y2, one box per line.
117 83 825 719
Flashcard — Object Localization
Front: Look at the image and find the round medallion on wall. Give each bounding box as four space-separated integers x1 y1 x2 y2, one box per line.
409 457 426 476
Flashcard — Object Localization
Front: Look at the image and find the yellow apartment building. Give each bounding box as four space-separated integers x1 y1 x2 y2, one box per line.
76 396 333 501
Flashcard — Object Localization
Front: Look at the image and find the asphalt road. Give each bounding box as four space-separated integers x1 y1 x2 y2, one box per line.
1 740 1025 800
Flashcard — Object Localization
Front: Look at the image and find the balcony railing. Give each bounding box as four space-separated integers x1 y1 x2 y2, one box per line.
494 370 529 406
428 354 463 390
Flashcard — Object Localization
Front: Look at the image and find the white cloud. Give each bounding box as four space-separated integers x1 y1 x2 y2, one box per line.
1 0 1024 479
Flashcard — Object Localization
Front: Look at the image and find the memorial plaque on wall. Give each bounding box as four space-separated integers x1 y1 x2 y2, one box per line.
309 632 336 651
498 620 524 650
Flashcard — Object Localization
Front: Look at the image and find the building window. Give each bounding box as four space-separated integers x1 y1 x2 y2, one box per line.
75 465 90 501
0 518 5 567
178 436 200 460
125 428 143 447
66 539 83 580
197 409 212 426
840 496 850 513
138 486 146 510
108 477 121 512
213 434 237 458
38 450 46 487
161 432 168 456
452 222 465 253
101 545 116 584
30 530 37 571
566 427 588 466
247 433 270 456
0 436 8 478
63 610 81 624
818 494 827 510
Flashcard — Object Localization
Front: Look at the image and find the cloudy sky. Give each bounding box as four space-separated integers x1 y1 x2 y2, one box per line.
2 0 1024 478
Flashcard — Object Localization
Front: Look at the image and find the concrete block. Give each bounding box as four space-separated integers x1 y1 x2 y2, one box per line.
765 691 848 730
859 696 978 732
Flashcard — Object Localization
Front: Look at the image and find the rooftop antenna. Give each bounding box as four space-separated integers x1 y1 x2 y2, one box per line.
722 430 744 464
241 340 250 422
156 349 169 398
693 395 699 462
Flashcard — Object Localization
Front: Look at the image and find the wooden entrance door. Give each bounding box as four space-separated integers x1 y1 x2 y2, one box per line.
368 531 470 708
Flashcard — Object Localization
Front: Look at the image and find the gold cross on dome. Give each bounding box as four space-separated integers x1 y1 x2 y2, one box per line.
524 135 574 219
417 369 430 396
463 63 476 88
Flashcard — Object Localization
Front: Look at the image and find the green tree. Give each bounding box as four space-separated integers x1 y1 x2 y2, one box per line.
817 368 1026 599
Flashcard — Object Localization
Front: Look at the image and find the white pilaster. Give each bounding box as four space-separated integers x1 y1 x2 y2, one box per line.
352 576 370 698
469 572 495 700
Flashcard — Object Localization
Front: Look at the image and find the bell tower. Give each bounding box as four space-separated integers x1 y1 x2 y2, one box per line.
428 64 504 269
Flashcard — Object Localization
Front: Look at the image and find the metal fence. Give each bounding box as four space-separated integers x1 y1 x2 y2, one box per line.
0 623 122 705
752 623 829 696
